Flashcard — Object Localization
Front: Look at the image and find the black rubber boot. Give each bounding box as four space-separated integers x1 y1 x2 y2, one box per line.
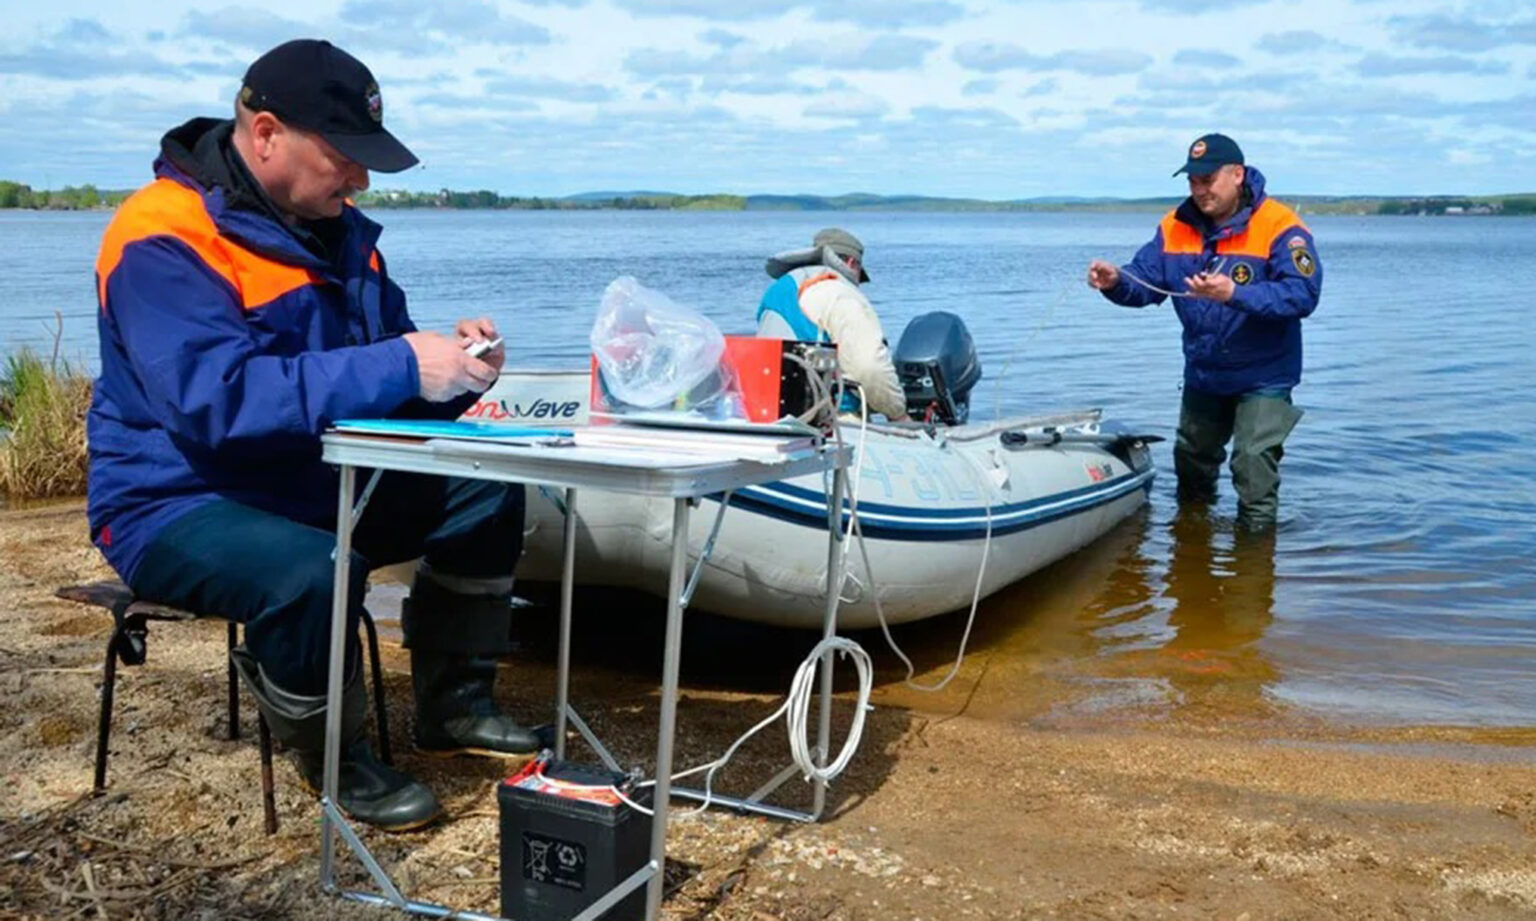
403 575 540 758
231 647 441 831
411 651 542 756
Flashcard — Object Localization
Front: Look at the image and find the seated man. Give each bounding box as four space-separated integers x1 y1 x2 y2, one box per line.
87 39 538 832
757 228 908 421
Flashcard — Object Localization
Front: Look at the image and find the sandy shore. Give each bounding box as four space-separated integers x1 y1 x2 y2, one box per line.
2 500 1533 920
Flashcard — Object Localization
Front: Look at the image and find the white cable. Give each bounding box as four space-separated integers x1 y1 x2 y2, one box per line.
1117 266 1188 298
856 431 995 693
841 398 870 547
580 368 874 820
599 636 872 818
782 350 835 425
1117 259 1227 300
992 283 1068 422
651 373 874 817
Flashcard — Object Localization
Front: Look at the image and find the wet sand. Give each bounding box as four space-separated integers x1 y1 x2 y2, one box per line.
2 500 1533 920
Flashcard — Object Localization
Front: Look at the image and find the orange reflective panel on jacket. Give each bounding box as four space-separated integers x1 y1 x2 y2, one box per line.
95 178 320 312
1157 198 1306 259
1158 211 1204 254
1216 198 1307 258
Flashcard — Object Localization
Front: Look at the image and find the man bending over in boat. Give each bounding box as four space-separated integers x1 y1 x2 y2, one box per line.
757 228 909 421
87 39 542 833
1087 133 1322 532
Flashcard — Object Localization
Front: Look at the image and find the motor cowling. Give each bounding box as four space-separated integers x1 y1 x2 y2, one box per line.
893 311 982 425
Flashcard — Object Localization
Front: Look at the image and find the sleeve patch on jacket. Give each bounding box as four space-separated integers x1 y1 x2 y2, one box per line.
1291 248 1316 277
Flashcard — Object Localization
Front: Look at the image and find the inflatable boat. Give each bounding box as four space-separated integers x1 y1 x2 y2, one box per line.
468 314 1156 629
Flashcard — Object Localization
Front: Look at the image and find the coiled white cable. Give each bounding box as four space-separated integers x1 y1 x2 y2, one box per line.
610 636 873 818
544 362 878 821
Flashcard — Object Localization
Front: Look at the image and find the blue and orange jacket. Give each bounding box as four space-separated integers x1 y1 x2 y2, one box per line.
1100 166 1322 396
87 118 463 581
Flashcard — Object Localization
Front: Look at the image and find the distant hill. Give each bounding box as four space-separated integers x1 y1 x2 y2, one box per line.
740 192 1183 212
4 176 1536 215
562 190 680 202
311 186 1536 217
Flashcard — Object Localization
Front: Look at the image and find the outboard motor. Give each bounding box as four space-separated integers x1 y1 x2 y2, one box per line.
893 311 982 425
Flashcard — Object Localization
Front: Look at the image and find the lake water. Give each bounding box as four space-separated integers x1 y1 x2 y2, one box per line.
2 208 1533 731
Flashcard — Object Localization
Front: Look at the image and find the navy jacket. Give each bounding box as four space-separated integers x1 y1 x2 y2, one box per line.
1101 167 1322 396
88 118 468 581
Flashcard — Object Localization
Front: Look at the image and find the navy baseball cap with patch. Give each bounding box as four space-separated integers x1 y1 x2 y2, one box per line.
240 39 418 173
1173 133 1243 177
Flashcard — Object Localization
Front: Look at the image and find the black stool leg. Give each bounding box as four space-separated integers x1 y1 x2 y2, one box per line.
257 712 278 835
93 631 120 793
226 621 240 741
360 609 392 765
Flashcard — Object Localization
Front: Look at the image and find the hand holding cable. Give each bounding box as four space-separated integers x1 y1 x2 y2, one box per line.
1182 270 1235 302
1086 259 1121 291
1091 256 1235 301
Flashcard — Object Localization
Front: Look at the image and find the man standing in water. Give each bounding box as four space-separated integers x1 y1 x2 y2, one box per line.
1087 133 1322 531
88 39 541 832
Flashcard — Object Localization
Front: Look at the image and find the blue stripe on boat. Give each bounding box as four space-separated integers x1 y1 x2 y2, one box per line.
708 468 1155 542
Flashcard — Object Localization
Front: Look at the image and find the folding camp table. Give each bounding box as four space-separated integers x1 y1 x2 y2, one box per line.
317 428 851 920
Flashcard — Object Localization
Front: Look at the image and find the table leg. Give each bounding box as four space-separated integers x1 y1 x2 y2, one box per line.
644 497 691 919
555 487 577 760
812 465 847 820
320 463 357 890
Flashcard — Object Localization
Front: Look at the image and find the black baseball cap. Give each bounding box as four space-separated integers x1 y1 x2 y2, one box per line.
1173 133 1243 177
240 39 418 173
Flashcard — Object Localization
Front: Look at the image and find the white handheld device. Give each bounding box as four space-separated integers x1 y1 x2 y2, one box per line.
463 336 502 359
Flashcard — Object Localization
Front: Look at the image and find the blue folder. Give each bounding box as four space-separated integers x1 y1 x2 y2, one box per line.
333 419 574 440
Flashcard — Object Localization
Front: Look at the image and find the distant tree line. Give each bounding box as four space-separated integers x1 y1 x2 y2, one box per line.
8 177 1536 216
1375 196 1536 216
356 189 747 211
0 181 128 210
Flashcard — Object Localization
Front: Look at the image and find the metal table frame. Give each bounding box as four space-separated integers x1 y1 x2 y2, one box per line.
318 431 851 921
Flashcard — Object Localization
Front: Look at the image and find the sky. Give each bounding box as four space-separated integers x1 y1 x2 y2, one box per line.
2 0 1533 199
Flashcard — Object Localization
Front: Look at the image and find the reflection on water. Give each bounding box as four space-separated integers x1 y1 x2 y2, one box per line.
872 500 1286 726
1147 508 1279 714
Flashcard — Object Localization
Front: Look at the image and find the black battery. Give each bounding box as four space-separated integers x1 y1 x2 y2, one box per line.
499 756 654 921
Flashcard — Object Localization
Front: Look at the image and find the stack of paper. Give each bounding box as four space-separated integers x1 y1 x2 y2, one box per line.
573 425 818 461
599 410 821 437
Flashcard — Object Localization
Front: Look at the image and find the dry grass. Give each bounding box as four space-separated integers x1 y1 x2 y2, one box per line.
1 324 92 500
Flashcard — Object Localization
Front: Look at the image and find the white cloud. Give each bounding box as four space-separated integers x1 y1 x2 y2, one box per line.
805 92 890 119
1 0 1534 197
1255 30 1357 54
625 33 936 78
1446 147 1493 166
1355 53 1510 76
954 43 1153 75
1388 12 1536 52
1171 49 1241 69
612 0 964 26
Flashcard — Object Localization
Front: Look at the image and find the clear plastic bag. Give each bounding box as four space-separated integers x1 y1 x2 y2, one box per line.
590 276 743 417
